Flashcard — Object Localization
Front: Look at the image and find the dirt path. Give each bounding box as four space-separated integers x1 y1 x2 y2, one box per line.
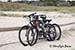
0 30 75 50
0 12 75 50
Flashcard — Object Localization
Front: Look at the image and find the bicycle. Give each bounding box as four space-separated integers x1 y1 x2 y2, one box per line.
18 12 37 46
40 15 61 41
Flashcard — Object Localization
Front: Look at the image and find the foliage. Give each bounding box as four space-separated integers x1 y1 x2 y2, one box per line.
0 2 75 12
40 0 60 2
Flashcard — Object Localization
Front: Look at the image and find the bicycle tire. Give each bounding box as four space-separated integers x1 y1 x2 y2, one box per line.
46 24 57 41
52 24 61 40
27 27 38 46
19 25 29 46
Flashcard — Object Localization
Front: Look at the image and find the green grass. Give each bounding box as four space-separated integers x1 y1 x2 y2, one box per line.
0 2 75 12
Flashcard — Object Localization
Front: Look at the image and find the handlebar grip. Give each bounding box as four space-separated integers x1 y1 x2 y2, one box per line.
28 12 36 17
23 15 27 18
23 12 36 18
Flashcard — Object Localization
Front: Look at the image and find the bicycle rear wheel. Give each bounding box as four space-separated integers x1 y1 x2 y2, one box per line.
46 24 56 41
52 24 61 40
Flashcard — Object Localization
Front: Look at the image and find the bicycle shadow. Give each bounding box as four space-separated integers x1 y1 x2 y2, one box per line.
0 41 20 47
0 39 46 47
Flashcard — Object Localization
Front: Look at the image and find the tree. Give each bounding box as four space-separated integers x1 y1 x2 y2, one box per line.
40 0 60 2
8 0 11 2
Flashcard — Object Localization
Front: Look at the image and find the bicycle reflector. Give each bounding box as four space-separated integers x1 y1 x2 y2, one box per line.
33 21 40 26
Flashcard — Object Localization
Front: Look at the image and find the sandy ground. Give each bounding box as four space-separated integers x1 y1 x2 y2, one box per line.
0 12 75 50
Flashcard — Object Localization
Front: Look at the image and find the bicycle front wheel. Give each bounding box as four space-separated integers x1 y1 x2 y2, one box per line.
27 27 38 46
19 25 29 46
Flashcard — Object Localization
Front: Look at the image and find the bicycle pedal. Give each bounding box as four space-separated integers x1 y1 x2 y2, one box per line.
25 34 27 36
39 31 43 33
38 38 44 40
31 33 35 36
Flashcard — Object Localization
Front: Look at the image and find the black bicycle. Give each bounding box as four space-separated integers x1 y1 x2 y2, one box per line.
40 15 61 41
19 13 37 46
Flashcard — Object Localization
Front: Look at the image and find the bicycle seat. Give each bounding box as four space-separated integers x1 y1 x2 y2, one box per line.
41 17 46 19
40 15 46 19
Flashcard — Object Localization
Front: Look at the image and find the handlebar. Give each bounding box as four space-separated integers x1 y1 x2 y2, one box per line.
28 12 36 18
45 19 52 22
23 12 36 18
